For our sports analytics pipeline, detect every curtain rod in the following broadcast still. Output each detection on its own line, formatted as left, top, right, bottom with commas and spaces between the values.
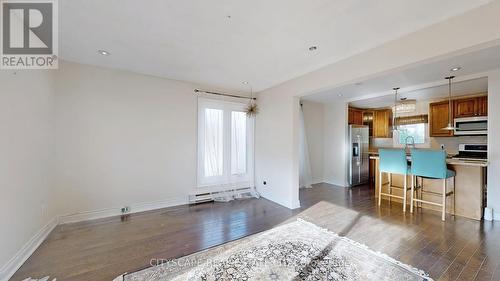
194, 89, 256, 100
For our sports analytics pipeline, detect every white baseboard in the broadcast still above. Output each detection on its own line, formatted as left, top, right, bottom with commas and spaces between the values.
311, 179, 324, 185
310, 180, 323, 185
483, 207, 500, 222
59, 196, 188, 224
0, 217, 58, 281
290, 199, 301, 209
1, 196, 188, 281
258, 192, 300, 210
323, 180, 348, 187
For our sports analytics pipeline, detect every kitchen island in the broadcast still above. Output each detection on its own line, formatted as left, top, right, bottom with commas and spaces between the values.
370, 154, 487, 220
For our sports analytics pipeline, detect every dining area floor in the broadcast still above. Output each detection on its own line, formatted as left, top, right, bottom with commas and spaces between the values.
300, 183, 500, 281
11, 183, 500, 281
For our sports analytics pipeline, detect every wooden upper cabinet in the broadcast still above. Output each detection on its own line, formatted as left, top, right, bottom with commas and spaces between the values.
430, 95, 487, 137
454, 98, 478, 118
478, 96, 488, 116
373, 109, 392, 138
348, 108, 363, 125
454, 95, 488, 118
430, 100, 454, 137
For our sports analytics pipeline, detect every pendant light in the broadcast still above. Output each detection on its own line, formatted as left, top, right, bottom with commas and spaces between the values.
392, 87, 400, 132
442, 76, 456, 131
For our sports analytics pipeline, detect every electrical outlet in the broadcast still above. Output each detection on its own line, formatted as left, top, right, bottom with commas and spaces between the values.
121, 206, 130, 214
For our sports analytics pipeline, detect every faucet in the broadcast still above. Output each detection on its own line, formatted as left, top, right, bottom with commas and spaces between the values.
405, 136, 415, 154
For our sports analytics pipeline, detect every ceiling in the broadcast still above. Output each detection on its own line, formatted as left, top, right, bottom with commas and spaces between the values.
303, 44, 500, 103
349, 77, 488, 109
59, 0, 491, 92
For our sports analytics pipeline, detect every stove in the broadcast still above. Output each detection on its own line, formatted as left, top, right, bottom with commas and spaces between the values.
452, 144, 487, 161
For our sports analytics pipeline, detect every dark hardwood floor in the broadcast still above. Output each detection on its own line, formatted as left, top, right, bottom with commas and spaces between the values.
11, 183, 500, 281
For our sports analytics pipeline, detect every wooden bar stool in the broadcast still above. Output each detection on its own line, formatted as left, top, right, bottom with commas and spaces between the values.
410, 149, 456, 221
378, 149, 411, 212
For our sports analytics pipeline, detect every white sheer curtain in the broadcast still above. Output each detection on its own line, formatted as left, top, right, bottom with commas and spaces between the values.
198, 98, 254, 189
204, 108, 223, 177
231, 111, 247, 175
299, 106, 313, 189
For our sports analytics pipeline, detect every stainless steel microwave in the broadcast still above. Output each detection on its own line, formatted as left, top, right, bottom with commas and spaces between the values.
454, 116, 487, 135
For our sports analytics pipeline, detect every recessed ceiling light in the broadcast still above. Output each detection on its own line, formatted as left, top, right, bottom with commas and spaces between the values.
242, 81, 249, 85
309, 46, 318, 51
450, 67, 462, 72
337, 93, 343, 97
98, 50, 110, 56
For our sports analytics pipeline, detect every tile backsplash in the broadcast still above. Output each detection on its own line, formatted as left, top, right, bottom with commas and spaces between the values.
429, 135, 487, 154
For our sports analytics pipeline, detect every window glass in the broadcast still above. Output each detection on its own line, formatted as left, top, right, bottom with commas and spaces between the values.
204, 108, 223, 177
198, 99, 254, 188
398, 123, 426, 144
231, 111, 247, 175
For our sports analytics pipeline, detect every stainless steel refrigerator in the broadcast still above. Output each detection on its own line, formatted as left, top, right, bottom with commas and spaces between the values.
349, 125, 369, 186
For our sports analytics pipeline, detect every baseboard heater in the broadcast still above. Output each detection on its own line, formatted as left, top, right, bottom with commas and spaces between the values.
189, 186, 259, 204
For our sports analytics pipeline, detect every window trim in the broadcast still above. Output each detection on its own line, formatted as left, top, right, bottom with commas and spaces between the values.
197, 98, 254, 190
397, 123, 426, 145
393, 123, 431, 148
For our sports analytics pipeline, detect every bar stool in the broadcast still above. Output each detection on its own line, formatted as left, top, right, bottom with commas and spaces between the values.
378, 149, 411, 212
410, 149, 456, 221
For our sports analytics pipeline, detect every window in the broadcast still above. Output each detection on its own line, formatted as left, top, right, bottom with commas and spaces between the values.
231, 111, 247, 175
197, 98, 254, 189
398, 123, 426, 144
203, 108, 223, 177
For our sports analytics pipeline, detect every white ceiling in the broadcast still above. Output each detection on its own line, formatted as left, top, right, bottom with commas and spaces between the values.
303, 44, 500, 103
349, 77, 488, 109
59, 0, 491, 92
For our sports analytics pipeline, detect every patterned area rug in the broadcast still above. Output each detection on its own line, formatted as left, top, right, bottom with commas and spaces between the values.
116, 219, 432, 281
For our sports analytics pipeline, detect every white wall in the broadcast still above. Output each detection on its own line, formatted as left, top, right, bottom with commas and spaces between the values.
301, 101, 324, 184
255, 0, 500, 209
53, 62, 200, 216
255, 92, 300, 209
487, 69, 500, 220
0, 70, 56, 275
323, 102, 349, 186
1, 61, 252, 278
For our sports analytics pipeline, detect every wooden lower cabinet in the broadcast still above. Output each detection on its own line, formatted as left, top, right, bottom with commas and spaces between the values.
369, 158, 375, 186
429, 100, 453, 137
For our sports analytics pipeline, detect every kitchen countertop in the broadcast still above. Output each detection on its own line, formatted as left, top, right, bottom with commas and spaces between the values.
369, 155, 488, 167
372, 153, 486, 220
